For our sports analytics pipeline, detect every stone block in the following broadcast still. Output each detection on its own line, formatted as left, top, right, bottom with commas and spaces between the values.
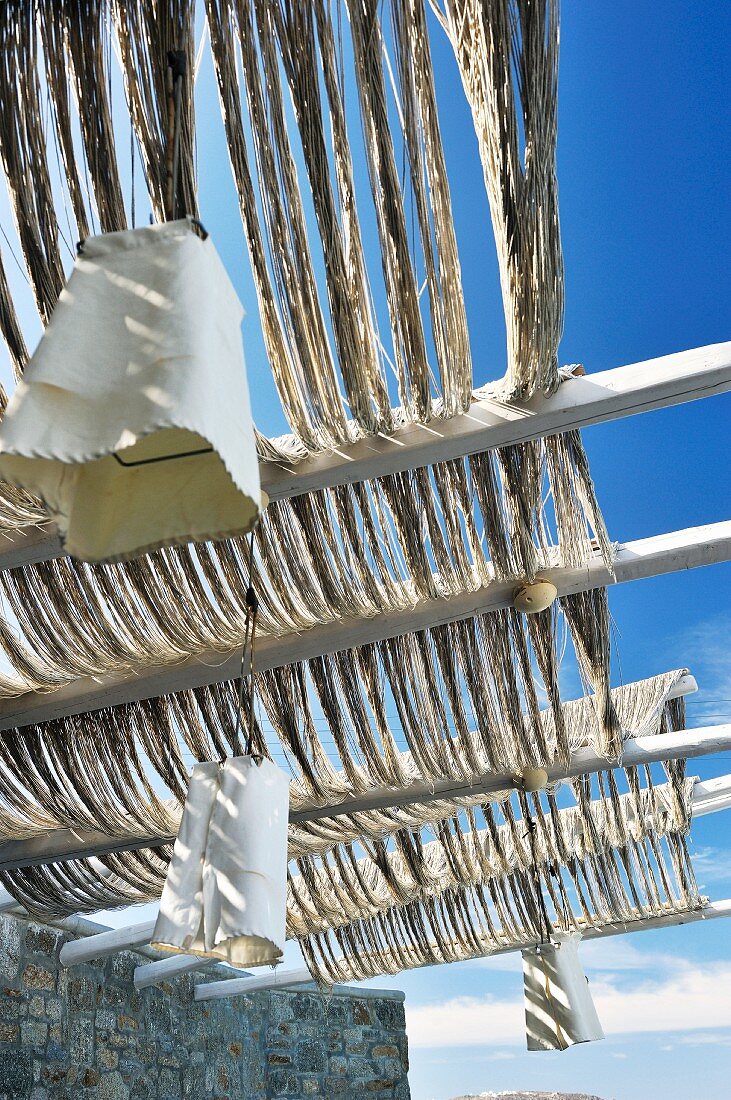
69, 1016, 93, 1062
25, 925, 59, 957
290, 993, 324, 1023
69, 973, 97, 1010
0, 1049, 33, 1096
97, 1070, 131, 1100
0, 993, 23, 1021
20, 1018, 48, 1050
0, 918, 21, 980
325, 999, 348, 1025
373, 999, 405, 1031
328, 1055, 347, 1075
130, 1080, 155, 1100
371, 1044, 400, 1058
296, 1038, 327, 1073
269, 993, 294, 1025
266, 1067, 298, 1096
323, 1077, 348, 1095
98, 1045, 119, 1070
21, 963, 55, 992
352, 1000, 371, 1025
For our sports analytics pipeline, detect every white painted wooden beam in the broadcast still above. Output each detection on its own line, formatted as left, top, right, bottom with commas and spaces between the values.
259, 342, 731, 497
0, 521, 728, 732
59, 918, 156, 966
194, 966, 314, 1000
690, 773, 731, 817
1, 342, 728, 572
292, 722, 727, 824
193, 898, 731, 999
56, 769, 731, 973
133, 953, 219, 990
1, 717, 726, 876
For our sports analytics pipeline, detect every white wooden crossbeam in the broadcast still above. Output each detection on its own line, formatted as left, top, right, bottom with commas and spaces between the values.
0, 717, 726, 874
59, 919, 157, 966
0, 341, 728, 573
193, 898, 731, 1000
48, 766, 731, 976
133, 953, 219, 990
0, 521, 728, 733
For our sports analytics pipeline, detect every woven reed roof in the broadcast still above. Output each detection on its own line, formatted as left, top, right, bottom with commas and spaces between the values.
0, 0, 712, 982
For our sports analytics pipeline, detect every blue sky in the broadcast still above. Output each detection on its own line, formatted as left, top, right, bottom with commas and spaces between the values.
0, 2, 729, 1098
399, 4, 731, 1098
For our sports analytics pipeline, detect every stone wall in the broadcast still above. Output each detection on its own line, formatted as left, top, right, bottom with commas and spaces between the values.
0, 914, 410, 1100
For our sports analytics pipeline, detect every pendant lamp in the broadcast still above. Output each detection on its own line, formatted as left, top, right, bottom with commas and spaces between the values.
0, 217, 261, 562
152, 755, 290, 969
522, 931, 604, 1051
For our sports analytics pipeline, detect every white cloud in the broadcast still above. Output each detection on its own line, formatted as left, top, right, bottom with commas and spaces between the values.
677, 615, 731, 721
406, 960, 731, 1049
688, 845, 731, 887
678, 1031, 731, 1047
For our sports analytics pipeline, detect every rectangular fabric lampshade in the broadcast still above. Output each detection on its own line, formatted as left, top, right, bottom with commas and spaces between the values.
522, 931, 604, 1051
0, 218, 261, 562
152, 756, 290, 969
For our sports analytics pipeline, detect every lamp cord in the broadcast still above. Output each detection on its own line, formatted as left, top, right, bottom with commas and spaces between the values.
519, 789, 553, 946
233, 529, 259, 759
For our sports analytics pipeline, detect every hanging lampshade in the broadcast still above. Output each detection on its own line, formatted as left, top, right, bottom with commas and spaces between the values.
152, 756, 290, 969
522, 931, 604, 1051
0, 218, 261, 562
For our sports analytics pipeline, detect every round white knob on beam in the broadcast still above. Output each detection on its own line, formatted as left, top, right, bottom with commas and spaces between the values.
513, 580, 558, 614
518, 766, 549, 793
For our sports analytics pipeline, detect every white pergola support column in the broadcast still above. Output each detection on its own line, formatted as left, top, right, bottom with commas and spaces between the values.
2, 719, 728, 874
1, 342, 728, 572
0, 521, 728, 733
193, 899, 731, 1001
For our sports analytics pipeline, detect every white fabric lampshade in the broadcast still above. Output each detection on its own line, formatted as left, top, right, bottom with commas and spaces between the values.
0, 218, 261, 563
522, 930, 604, 1051
152, 756, 290, 969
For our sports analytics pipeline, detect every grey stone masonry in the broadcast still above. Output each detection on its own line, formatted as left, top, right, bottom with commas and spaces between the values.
0, 913, 410, 1100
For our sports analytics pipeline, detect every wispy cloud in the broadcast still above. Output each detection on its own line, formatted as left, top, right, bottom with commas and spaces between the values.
678, 1031, 731, 1047
688, 844, 731, 888
676, 614, 731, 723
406, 960, 731, 1049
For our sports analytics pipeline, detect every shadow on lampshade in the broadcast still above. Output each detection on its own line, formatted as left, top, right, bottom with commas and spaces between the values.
151, 756, 290, 970
523, 930, 604, 1051
0, 218, 261, 563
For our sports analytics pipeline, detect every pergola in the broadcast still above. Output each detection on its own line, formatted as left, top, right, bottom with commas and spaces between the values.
0, 0, 728, 1010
